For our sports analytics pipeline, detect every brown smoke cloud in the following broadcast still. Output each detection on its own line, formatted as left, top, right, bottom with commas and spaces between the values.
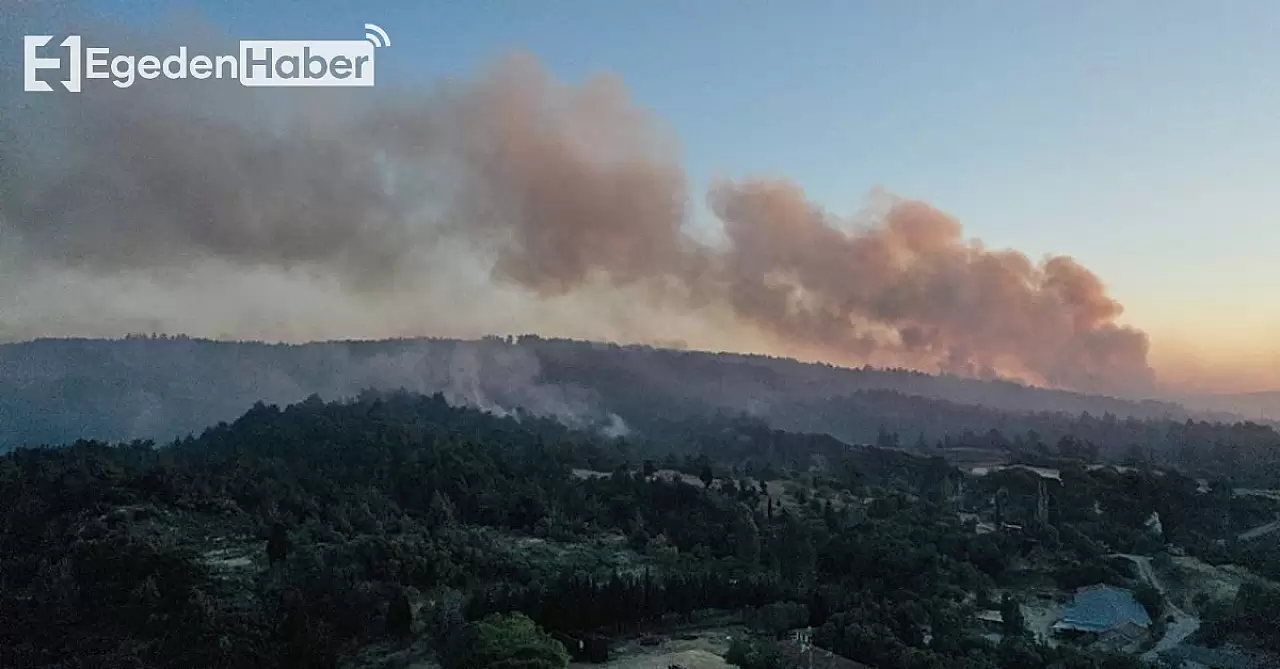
448, 56, 696, 294
705, 182, 1152, 390
0, 21, 1154, 394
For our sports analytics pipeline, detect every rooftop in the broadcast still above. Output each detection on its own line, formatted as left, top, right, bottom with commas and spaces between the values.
1052, 584, 1151, 634
975, 610, 1004, 624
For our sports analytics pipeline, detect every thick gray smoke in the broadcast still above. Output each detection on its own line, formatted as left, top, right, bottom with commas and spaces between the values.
0, 337, 630, 446
0, 17, 1154, 395
342, 340, 626, 433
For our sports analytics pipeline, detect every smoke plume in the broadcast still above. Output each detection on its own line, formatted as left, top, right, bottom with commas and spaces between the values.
0, 20, 1153, 395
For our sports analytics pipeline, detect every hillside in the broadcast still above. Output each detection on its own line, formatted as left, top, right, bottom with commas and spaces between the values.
4, 390, 1279, 669
0, 335, 1231, 451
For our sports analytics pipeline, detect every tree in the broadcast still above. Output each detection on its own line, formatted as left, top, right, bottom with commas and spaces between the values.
876, 426, 894, 449
732, 505, 761, 565
700, 462, 715, 490
427, 491, 458, 536
628, 520, 650, 551
1123, 444, 1149, 469
267, 523, 290, 566
726, 638, 753, 667
425, 587, 466, 643
647, 534, 679, 565
1000, 594, 1026, 637
453, 613, 569, 669
726, 637, 785, 669
747, 601, 809, 637
386, 587, 412, 638
840, 457, 865, 491
1133, 582, 1164, 621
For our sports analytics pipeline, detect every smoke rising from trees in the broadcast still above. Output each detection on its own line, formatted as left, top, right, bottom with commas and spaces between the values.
0, 22, 1153, 394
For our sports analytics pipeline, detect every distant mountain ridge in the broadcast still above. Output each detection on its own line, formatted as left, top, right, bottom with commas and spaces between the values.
1179, 390, 1280, 422
0, 335, 1256, 449
528, 337, 1206, 419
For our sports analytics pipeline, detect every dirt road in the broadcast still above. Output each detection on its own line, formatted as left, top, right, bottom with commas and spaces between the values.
1238, 516, 1280, 542
1115, 554, 1201, 661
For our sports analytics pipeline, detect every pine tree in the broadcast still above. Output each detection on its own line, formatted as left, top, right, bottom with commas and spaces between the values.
266, 523, 290, 566
427, 491, 458, 536
732, 505, 761, 565
386, 587, 413, 638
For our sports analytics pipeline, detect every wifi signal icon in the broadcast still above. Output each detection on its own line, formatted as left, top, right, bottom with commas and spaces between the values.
364, 23, 391, 48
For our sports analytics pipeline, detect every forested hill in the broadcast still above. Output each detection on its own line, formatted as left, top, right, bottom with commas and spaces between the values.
527, 336, 1201, 421
5, 390, 1277, 668
0, 335, 1241, 451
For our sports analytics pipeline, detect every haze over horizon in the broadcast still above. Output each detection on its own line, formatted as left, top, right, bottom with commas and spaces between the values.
2, 1, 1277, 397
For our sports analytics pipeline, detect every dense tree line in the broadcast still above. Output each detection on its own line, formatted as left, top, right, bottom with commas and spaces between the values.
1198, 582, 1280, 652
0, 390, 1257, 668
7, 337, 1278, 492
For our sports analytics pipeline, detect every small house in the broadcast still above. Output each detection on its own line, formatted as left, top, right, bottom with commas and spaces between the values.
1052, 584, 1151, 640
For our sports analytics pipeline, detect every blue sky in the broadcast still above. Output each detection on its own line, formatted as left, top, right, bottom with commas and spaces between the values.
60, 1, 1280, 388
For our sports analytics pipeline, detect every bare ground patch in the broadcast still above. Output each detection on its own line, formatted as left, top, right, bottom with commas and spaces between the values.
1153, 554, 1273, 614
572, 627, 742, 669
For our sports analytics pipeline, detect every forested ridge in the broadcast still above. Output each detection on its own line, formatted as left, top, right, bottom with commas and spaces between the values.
4, 390, 1280, 668
4, 335, 1271, 454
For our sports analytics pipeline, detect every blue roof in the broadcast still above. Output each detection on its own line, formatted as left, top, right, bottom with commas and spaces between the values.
1055, 585, 1151, 632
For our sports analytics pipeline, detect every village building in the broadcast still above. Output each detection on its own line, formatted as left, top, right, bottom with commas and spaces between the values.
1051, 584, 1151, 643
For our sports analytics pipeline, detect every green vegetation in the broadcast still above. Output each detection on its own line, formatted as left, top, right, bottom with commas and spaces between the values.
1132, 582, 1164, 621
0, 390, 1275, 668
5, 337, 1280, 491
1198, 582, 1280, 652
449, 613, 569, 669
725, 637, 785, 669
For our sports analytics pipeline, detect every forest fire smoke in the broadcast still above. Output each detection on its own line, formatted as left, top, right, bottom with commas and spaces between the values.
0, 45, 1153, 394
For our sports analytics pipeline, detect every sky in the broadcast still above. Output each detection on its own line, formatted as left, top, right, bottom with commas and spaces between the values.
14, 0, 1280, 393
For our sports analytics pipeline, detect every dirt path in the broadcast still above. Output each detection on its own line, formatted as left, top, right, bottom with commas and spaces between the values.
1238, 516, 1280, 542
1115, 554, 1201, 661
573, 628, 738, 669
